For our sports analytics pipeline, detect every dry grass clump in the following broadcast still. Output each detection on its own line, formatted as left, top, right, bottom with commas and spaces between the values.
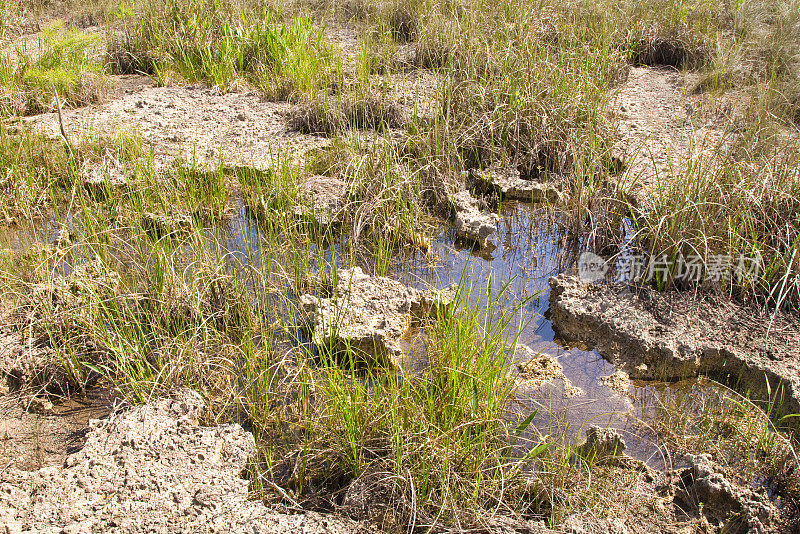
6, 0, 120, 31
0, 0, 27, 39
382, 0, 419, 43
106, 34, 158, 75
612, 0, 721, 69
290, 94, 405, 134
426, 11, 622, 223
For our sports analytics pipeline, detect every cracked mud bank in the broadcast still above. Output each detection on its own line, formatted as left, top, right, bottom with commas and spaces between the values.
549, 274, 800, 416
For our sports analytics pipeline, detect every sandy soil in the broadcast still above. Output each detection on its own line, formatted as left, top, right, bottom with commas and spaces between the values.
24, 84, 332, 171
610, 67, 733, 207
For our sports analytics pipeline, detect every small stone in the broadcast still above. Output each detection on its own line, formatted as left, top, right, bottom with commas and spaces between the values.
514, 344, 581, 396
600, 369, 631, 396
472, 166, 565, 203
27, 396, 54, 414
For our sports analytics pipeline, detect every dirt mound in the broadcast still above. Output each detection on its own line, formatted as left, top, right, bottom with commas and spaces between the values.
0, 389, 368, 533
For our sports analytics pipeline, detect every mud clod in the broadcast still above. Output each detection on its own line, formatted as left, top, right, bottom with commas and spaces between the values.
601, 369, 631, 397
24, 396, 53, 414
514, 344, 582, 396
80, 161, 128, 200
295, 175, 350, 227
449, 190, 499, 249
577, 425, 627, 461
300, 268, 450, 369
140, 211, 193, 237
675, 454, 776, 533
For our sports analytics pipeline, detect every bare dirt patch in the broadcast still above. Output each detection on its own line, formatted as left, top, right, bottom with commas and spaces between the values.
24, 84, 331, 170
0, 389, 114, 471
610, 66, 733, 207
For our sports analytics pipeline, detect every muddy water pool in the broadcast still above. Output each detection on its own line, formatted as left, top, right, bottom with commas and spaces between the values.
5, 200, 738, 470
214, 200, 738, 469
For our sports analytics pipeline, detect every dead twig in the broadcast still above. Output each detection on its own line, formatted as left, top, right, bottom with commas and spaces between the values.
52, 83, 74, 160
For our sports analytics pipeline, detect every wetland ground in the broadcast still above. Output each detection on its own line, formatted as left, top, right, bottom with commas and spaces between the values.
1, 0, 800, 532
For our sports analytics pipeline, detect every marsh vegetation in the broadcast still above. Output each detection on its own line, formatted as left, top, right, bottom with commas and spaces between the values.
1, 0, 800, 531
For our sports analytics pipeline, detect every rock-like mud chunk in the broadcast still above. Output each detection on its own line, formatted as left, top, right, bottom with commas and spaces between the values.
0, 389, 365, 533
514, 344, 582, 397
600, 369, 632, 397
80, 161, 128, 200
675, 454, 776, 533
472, 166, 564, 203
295, 175, 350, 226
576, 425, 626, 461
300, 267, 450, 368
548, 274, 800, 416
449, 190, 499, 249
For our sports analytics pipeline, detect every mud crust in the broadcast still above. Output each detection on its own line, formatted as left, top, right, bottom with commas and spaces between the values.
24, 85, 331, 171
548, 274, 800, 418
0, 389, 371, 533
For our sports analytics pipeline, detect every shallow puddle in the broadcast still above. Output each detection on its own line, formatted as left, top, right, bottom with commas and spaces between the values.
392, 203, 670, 465
2, 199, 739, 469
215, 199, 709, 466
